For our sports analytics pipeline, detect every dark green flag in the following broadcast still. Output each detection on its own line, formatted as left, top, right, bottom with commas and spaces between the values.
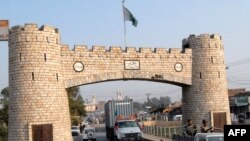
123, 6, 138, 27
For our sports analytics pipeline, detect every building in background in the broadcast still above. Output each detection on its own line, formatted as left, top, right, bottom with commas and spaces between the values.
85, 95, 96, 112
117, 91, 123, 100
0, 20, 9, 41
228, 88, 250, 118
96, 101, 105, 111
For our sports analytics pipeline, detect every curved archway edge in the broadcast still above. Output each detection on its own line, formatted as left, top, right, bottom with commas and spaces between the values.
64, 71, 192, 88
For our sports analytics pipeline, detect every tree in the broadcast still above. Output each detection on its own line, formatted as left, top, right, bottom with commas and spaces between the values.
133, 101, 144, 112
147, 96, 171, 110
66, 86, 86, 125
159, 96, 171, 107
0, 87, 9, 125
1, 87, 9, 98
0, 102, 8, 125
0, 87, 9, 141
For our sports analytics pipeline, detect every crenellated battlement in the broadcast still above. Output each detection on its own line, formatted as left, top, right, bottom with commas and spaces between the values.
10, 23, 59, 34
188, 33, 222, 40
182, 33, 223, 49
9, 24, 60, 45
61, 45, 192, 57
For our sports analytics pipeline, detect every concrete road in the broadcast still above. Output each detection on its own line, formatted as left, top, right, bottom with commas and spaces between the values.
73, 124, 169, 141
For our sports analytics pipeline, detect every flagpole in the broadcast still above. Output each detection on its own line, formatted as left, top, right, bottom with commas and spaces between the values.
122, 0, 127, 48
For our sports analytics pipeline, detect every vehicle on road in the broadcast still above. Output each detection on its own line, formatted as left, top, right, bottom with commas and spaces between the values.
82, 126, 96, 141
238, 113, 245, 123
71, 126, 80, 136
105, 99, 143, 141
114, 115, 143, 141
173, 115, 182, 121
194, 133, 223, 141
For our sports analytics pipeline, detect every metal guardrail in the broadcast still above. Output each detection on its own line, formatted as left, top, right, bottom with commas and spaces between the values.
143, 125, 182, 139
143, 125, 224, 141
172, 134, 194, 141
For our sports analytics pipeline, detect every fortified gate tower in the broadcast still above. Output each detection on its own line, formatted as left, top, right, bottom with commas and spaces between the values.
8, 23, 231, 141
9, 24, 71, 141
182, 34, 231, 129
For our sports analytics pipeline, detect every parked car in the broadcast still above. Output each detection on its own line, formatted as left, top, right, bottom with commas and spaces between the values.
71, 126, 80, 136
238, 113, 245, 123
173, 115, 182, 121
194, 133, 223, 141
82, 126, 96, 141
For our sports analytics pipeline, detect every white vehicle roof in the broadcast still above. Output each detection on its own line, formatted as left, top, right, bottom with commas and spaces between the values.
84, 126, 95, 130
117, 119, 135, 122
195, 133, 223, 137
174, 115, 182, 117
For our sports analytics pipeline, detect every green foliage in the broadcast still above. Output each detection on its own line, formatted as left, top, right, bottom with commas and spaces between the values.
68, 97, 86, 116
71, 116, 81, 126
0, 102, 8, 125
67, 87, 78, 97
1, 87, 9, 98
148, 96, 171, 109
0, 87, 9, 141
0, 123, 8, 141
66, 86, 86, 125
133, 101, 144, 112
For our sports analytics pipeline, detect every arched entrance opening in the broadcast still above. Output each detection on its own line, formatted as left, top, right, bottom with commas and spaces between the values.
76, 80, 182, 114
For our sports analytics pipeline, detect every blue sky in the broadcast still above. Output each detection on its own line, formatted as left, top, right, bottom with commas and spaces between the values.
1, 0, 250, 102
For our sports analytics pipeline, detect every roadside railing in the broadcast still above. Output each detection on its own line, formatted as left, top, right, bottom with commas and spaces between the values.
143, 125, 182, 139
172, 134, 194, 141
143, 120, 181, 127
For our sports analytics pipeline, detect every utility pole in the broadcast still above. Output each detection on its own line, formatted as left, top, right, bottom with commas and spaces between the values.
145, 93, 152, 113
117, 90, 123, 100
145, 93, 151, 105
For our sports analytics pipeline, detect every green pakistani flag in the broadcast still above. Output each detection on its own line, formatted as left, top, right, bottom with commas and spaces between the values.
123, 6, 138, 27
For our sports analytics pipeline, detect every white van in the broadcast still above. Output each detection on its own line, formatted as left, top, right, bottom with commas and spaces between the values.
173, 115, 182, 121
194, 133, 223, 141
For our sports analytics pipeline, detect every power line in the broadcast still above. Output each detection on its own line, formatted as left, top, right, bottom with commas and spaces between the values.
228, 79, 250, 85
227, 57, 250, 68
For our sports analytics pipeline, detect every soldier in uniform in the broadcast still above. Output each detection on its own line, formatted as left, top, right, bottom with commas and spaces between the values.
200, 119, 214, 133
185, 119, 196, 136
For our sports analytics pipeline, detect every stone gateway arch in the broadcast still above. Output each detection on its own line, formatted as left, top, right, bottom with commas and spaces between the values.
8, 23, 231, 141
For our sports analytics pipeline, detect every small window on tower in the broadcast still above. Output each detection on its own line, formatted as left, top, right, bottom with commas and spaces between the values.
44, 53, 47, 62
32, 72, 34, 81
20, 53, 22, 62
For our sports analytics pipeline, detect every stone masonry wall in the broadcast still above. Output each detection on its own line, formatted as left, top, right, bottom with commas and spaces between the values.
9, 24, 72, 141
182, 34, 231, 128
61, 46, 192, 88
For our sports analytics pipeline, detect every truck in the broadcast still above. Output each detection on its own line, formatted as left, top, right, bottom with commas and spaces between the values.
104, 99, 143, 141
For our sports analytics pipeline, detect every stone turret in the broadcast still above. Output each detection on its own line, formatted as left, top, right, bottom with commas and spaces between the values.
182, 34, 231, 128
8, 24, 72, 141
